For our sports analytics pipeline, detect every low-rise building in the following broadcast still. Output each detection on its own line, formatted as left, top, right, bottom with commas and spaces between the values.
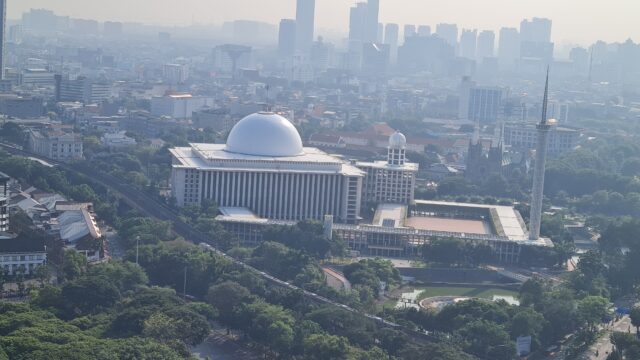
28, 128, 84, 161
0, 234, 47, 275
101, 131, 136, 148
151, 94, 215, 119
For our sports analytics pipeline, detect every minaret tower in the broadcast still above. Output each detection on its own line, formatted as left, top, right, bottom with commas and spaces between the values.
529, 68, 553, 241
388, 131, 407, 166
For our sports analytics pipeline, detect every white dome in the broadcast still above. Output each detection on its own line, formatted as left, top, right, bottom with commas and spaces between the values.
225, 112, 304, 157
389, 131, 407, 149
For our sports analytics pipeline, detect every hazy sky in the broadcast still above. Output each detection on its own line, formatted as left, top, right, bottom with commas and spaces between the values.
9, 0, 640, 45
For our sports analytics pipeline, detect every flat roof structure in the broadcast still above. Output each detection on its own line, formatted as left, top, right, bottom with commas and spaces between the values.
170, 143, 364, 177
413, 200, 530, 242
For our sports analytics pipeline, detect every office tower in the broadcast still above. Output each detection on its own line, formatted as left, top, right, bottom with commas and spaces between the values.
417, 25, 431, 37
520, 18, 553, 63
476, 30, 495, 60
403, 24, 416, 41
361, 43, 389, 77
278, 19, 297, 58
498, 27, 520, 70
366, 0, 380, 43
459, 29, 477, 59
529, 70, 553, 241
377, 23, 384, 43
435, 23, 458, 47
384, 23, 399, 64
295, 0, 315, 53
459, 77, 504, 124
0, 0, 5, 80
349, 3, 367, 42
520, 18, 552, 43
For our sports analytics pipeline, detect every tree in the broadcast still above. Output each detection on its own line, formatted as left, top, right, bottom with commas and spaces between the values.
207, 281, 252, 329
34, 265, 50, 287
458, 320, 516, 360
631, 306, 640, 334
577, 296, 609, 334
61, 276, 121, 316
303, 333, 351, 360
61, 250, 87, 282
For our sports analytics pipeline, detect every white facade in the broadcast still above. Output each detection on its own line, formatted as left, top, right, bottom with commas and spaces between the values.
170, 112, 365, 223
357, 132, 418, 205
28, 129, 83, 160
151, 94, 215, 119
101, 131, 136, 148
0, 251, 46, 275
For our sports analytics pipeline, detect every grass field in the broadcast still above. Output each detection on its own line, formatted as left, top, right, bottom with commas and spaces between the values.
416, 286, 518, 301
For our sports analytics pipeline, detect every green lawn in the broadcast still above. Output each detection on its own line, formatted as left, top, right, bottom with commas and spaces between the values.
417, 286, 518, 301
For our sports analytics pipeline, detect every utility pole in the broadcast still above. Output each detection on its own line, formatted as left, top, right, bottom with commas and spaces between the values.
135, 236, 140, 265
183, 266, 187, 300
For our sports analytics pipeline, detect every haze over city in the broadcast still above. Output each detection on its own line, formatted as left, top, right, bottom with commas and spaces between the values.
9, 0, 640, 44
1, 0, 640, 359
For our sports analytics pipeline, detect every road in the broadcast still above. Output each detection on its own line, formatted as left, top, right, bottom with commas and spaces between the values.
579, 316, 636, 360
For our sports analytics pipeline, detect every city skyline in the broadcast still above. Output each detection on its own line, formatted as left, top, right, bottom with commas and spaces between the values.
8, 0, 640, 45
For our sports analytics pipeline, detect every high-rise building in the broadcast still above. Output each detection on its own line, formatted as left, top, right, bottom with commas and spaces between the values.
403, 24, 416, 41
458, 77, 504, 124
361, 42, 389, 77
520, 18, 554, 63
459, 29, 477, 59
520, 18, 552, 43
498, 27, 520, 70
417, 25, 431, 37
295, 0, 315, 53
476, 30, 495, 60
278, 19, 297, 58
377, 23, 384, 44
435, 23, 458, 47
384, 23, 399, 64
349, 2, 368, 43
366, 0, 380, 43
55, 76, 112, 104
0, 0, 5, 80
529, 70, 553, 241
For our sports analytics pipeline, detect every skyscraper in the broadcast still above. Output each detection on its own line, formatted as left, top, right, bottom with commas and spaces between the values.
459, 29, 477, 59
278, 19, 297, 58
520, 18, 553, 63
349, 2, 368, 43
529, 69, 553, 241
498, 27, 520, 70
295, 0, 315, 53
384, 23, 399, 64
476, 30, 495, 60
366, 0, 380, 43
435, 23, 458, 47
520, 18, 552, 43
0, 0, 5, 80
